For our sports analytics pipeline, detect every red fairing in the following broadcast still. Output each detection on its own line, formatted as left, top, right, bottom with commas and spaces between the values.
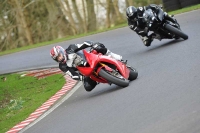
77, 49, 130, 83
96, 55, 130, 79
77, 50, 99, 76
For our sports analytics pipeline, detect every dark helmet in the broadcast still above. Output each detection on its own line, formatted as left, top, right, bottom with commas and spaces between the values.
50, 46, 67, 63
126, 6, 137, 20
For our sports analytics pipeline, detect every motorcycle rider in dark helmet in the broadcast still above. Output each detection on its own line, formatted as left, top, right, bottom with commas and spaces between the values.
50, 41, 123, 92
126, 4, 179, 47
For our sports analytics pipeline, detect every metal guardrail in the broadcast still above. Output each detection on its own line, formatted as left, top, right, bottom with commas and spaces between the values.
162, 0, 200, 11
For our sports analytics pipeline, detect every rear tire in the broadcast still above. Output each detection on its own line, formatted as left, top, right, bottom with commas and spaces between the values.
164, 24, 188, 40
99, 69, 129, 87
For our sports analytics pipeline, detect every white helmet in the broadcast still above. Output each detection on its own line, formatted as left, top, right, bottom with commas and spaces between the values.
50, 46, 67, 63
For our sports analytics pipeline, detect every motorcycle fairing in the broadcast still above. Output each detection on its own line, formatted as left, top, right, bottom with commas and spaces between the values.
77, 50, 130, 79
157, 8, 164, 22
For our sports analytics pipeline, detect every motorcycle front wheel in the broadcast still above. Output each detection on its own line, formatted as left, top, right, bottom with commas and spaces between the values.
128, 68, 138, 81
164, 24, 188, 40
99, 69, 129, 87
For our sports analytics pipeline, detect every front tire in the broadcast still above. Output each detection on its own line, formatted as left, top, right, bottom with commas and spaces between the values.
99, 69, 129, 87
164, 24, 188, 40
128, 68, 138, 81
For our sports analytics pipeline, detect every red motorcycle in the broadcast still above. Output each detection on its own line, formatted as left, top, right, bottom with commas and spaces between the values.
76, 48, 138, 87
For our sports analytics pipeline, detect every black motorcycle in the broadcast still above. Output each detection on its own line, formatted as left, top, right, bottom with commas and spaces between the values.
142, 7, 188, 40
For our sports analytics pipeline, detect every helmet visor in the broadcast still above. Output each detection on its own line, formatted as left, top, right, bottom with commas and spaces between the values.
56, 48, 65, 63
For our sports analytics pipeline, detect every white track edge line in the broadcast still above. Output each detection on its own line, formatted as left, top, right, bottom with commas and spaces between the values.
18, 82, 82, 133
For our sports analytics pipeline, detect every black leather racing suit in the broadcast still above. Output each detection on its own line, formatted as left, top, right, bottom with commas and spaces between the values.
127, 4, 177, 46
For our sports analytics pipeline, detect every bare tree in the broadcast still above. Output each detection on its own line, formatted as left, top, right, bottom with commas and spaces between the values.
106, 0, 112, 28
43, 1, 58, 40
0, 1, 13, 50
113, 0, 124, 24
71, 0, 86, 33
81, 0, 88, 33
58, 0, 78, 35
13, 0, 33, 45
42, 1, 70, 40
85, 0, 97, 32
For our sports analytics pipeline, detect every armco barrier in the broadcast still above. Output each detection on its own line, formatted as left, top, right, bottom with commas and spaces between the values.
180, 0, 200, 8
162, 0, 181, 11
162, 0, 200, 11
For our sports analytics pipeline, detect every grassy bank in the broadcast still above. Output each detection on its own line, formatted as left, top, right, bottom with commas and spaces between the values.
0, 4, 200, 56
0, 73, 65, 133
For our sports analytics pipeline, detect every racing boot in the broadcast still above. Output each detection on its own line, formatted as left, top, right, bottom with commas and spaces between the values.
140, 33, 156, 47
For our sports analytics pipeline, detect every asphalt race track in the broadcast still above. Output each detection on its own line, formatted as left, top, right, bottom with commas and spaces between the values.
1, 10, 200, 133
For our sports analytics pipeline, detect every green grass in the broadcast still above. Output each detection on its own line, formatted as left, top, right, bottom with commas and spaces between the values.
0, 4, 198, 56
0, 73, 65, 133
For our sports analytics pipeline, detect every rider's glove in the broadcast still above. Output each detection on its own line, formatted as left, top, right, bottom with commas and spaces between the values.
92, 43, 99, 49
83, 41, 94, 47
92, 42, 106, 49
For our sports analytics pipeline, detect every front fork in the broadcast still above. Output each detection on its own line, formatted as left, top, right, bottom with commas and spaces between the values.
95, 62, 113, 76
92, 62, 113, 84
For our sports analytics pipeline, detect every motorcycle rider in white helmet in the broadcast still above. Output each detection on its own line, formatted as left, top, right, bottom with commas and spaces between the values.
50, 41, 123, 92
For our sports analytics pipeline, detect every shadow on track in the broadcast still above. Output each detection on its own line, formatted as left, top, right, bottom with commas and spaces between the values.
147, 39, 185, 52
129, 39, 186, 58
87, 85, 125, 98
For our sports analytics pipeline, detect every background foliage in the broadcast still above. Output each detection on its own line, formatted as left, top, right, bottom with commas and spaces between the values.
0, 0, 162, 51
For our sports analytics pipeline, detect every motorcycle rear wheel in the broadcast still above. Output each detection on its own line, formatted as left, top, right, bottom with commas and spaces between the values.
164, 24, 188, 40
99, 69, 129, 87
